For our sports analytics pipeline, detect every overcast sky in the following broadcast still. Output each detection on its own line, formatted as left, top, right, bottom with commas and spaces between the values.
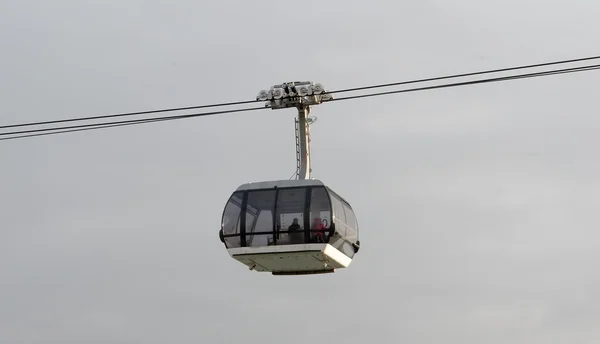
1, 0, 600, 343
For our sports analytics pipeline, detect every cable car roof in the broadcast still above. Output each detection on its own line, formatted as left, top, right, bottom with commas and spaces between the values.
234, 179, 325, 191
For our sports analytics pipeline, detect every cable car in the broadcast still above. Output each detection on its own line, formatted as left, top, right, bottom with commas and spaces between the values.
218, 81, 361, 275
219, 179, 360, 275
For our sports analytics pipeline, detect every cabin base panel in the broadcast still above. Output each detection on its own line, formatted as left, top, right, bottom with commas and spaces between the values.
227, 244, 351, 275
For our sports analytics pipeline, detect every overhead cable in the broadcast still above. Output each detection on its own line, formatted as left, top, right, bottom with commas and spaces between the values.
2, 54, 599, 131
326, 54, 600, 95
2, 58, 600, 142
0, 99, 260, 130
0, 106, 267, 141
330, 63, 600, 102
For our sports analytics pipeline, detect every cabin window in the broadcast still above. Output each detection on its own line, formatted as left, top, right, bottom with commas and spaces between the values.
245, 189, 276, 247
222, 192, 243, 248
309, 187, 331, 241
275, 187, 306, 244
222, 185, 354, 249
343, 203, 358, 242
331, 194, 347, 237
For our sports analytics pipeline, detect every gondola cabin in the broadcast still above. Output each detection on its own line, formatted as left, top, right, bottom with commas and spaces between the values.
219, 179, 360, 275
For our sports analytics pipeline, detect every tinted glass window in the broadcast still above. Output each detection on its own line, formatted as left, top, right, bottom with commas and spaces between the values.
222, 192, 243, 248
246, 190, 276, 231
331, 194, 347, 238
310, 187, 331, 242
221, 187, 352, 248
222, 192, 242, 235
276, 188, 306, 245
343, 203, 358, 242
246, 189, 276, 247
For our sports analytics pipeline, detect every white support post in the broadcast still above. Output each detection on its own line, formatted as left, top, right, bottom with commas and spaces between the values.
296, 106, 311, 180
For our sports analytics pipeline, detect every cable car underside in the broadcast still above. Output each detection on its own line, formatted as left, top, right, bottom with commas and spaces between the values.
229, 243, 352, 275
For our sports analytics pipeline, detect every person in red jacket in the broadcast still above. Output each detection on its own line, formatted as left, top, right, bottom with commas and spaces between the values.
312, 217, 325, 243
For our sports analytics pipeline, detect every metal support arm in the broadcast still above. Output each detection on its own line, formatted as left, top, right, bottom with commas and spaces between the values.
256, 81, 333, 181
296, 106, 311, 180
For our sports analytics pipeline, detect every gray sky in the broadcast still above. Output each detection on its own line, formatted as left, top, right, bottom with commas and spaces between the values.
1, 0, 600, 343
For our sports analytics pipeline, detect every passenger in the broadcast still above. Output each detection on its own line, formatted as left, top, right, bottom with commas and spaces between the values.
288, 218, 300, 232
287, 218, 303, 244
312, 217, 325, 243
